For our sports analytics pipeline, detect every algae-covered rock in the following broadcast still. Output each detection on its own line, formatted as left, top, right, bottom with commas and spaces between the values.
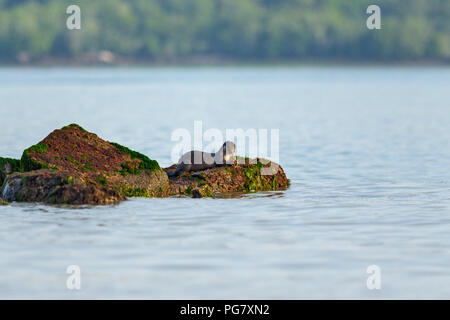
2, 170, 124, 205
192, 184, 214, 198
165, 157, 289, 198
0, 196, 8, 205
0, 124, 168, 205
0, 124, 289, 204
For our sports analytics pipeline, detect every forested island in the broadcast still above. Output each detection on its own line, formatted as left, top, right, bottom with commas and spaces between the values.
0, 0, 448, 64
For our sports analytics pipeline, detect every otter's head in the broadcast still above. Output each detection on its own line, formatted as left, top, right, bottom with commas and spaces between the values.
222, 141, 236, 164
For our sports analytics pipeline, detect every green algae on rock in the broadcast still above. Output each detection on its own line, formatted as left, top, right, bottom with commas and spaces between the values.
165, 157, 289, 198
62, 123, 87, 132
0, 195, 8, 205
21, 143, 51, 171
110, 142, 161, 172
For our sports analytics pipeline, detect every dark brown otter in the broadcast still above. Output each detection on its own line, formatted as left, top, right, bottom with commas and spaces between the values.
168, 141, 236, 178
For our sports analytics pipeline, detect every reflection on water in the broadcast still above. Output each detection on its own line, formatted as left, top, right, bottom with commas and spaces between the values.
0, 67, 450, 299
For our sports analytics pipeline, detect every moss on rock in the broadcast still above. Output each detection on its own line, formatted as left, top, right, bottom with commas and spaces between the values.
166, 158, 289, 198
192, 184, 214, 198
62, 123, 86, 132
110, 142, 161, 172
243, 165, 261, 192
0, 196, 8, 205
21, 143, 50, 172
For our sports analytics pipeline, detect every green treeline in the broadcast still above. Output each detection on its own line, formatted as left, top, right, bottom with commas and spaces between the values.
0, 0, 449, 63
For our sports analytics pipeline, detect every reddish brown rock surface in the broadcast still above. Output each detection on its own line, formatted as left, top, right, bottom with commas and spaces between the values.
165, 158, 289, 198
1, 124, 168, 205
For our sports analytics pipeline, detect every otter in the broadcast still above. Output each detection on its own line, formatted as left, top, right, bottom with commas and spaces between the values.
168, 141, 236, 178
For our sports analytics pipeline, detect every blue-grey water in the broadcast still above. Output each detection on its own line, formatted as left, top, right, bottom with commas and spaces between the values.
0, 66, 449, 299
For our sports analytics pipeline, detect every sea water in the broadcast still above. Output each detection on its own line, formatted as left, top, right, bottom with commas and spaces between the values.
0, 66, 449, 299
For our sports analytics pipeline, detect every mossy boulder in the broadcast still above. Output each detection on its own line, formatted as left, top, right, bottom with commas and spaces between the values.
2, 170, 124, 205
18, 124, 161, 177
165, 157, 289, 198
1, 124, 168, 205
0, 124, 290, 204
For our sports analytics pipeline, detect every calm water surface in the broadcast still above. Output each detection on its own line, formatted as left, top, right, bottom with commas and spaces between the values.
0, 67, 449, 299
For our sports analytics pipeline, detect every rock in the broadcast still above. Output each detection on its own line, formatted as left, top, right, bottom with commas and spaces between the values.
165, 157, 289, 198
192, 184, 214, 198
2, 170, 124, 205
0, 124, 290, 204
0, 124, 168, 205
113, 169, 170, 198
0, 195, 8, 205
0, 169, 4, 188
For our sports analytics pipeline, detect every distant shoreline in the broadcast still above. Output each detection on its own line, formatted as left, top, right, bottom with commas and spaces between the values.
1, 55, 449, 68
